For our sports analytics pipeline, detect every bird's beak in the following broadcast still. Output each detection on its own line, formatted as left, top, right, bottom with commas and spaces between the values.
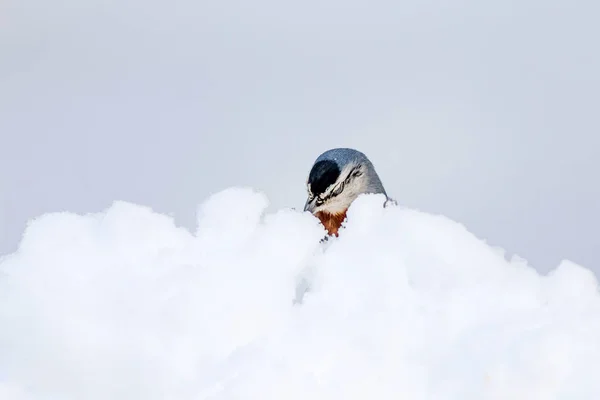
304, 198, 315, 213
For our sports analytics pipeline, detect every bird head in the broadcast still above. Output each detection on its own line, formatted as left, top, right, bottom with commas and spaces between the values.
304, 148, 388, 236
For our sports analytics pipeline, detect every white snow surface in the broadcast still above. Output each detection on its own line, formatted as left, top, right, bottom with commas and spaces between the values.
1, 187, 600, 399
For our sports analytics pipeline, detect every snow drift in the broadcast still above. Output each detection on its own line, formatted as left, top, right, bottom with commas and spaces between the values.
1, 187, 599, 399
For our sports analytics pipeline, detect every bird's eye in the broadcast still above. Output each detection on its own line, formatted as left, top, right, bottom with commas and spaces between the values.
332, 182, 344, 197
315, 197, 324, 206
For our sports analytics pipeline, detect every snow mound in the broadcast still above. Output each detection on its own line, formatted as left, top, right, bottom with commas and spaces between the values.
1, 187, 599, 399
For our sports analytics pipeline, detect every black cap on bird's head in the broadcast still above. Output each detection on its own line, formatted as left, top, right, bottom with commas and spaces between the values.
304, 148, 389, 235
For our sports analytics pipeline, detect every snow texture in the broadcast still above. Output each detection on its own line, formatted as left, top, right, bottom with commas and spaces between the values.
1, 187, 599, 399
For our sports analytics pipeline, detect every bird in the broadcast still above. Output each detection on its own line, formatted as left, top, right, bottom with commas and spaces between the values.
303, 147, 394, 237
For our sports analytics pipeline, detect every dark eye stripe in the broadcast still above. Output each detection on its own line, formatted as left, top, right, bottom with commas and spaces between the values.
332, 181, 344, 197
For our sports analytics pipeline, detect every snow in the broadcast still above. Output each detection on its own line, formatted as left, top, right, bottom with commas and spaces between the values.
1, 187, 599, 399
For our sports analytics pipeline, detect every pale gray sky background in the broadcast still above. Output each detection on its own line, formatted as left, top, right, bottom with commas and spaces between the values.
1, 0, 598, 273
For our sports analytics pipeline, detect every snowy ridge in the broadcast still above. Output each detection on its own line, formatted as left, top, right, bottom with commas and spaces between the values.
1, 187, 599, 399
